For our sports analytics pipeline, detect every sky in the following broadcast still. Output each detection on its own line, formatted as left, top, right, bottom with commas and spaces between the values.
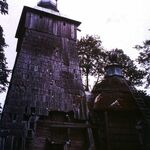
0, 0, 150, 106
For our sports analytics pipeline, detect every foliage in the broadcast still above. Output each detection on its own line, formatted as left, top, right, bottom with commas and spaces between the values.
76, 35, 105, 91
77, 35, 145, 90
0, 26, 10, 92
106, 49, 146, 86
137, 90, 150, 108
0, 0, 8, 14
135, 40, 150, 88
0, 0, 9, 93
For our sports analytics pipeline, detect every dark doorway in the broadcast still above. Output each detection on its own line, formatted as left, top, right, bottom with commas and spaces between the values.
49, 144, 64, 150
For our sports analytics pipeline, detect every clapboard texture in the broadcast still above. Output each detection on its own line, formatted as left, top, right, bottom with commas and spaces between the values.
2, 10, 84, 118
0, 6, 91, 150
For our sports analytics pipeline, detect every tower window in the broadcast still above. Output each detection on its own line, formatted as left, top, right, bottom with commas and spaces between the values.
63, 22, 66, 26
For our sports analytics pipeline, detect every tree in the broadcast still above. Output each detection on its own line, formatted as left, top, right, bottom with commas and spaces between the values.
76, 35, 105, 91
136, 90, 150, 108
135, 40, 150, 88
0, 0, 9, 93
77, 35, 145, 91
0, 26, 9, 92
0, 0, 8, 14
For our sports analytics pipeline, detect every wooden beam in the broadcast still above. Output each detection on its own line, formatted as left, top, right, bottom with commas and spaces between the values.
105, 111, 110, 150
37, 120, 97, 128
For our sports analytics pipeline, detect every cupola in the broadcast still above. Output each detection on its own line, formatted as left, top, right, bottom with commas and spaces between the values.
37, 0, 59, 12
105, 50, 123, 77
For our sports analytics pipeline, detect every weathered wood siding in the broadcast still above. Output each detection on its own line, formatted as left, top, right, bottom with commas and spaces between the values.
25, 12, 77, 40
108, 112, 140, 150
2, 11, 84, 121
0, 7, 89, 150
31, 113, 88, 150
94, 111, 142, 150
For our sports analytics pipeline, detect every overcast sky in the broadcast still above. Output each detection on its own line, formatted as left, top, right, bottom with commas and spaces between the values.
0, 0, 150, 106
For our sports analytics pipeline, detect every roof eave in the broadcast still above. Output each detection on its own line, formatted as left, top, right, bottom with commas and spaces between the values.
15, 6, 81, 38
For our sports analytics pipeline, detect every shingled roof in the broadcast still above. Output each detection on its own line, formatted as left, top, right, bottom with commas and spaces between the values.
92, 76, 138, 111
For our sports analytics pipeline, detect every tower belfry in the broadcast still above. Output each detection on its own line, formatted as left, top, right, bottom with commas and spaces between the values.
0, 2, 95, 150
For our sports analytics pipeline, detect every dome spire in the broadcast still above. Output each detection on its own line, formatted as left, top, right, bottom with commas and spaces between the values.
37, 0, 59, 12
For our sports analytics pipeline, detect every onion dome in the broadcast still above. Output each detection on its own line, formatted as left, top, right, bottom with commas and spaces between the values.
37, 0, 59, 12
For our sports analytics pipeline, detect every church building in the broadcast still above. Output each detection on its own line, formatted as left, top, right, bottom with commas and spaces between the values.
90, 52, 150, 150
0, 1, 150, 150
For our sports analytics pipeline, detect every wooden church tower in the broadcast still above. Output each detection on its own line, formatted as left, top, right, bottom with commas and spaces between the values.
0, 1, 95, 150
1, 1, 150, 150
